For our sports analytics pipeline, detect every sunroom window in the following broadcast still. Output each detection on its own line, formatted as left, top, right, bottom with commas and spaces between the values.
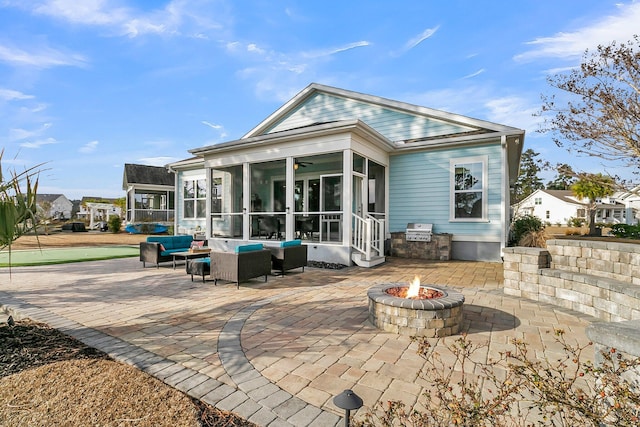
183, 179, 206, 219
451, 156, 487, 220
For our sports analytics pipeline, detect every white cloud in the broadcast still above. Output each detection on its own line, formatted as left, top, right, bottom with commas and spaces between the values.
461, 69, 485, 79
9, 123, 52, 141
202, 120, 227, 139
301, 41, 370, 59
515, 2, 640, 62
33, 0, 130, 26
79, 140, 99, 153
484, 96, 541, 134
20, 137, 58, 148
201, 120, 221, 130
404, 87, 542, 134
233, 39, 370, 102
137, 156, 177, 166
16, 0, 227, 38
0, 43, 88, 68
247, 43, 266, 55
404, 26, 440, 51
0, 88, 34, 100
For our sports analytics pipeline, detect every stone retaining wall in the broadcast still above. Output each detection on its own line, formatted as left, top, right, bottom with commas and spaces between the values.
504, 240, 640, 322
389, 232, 452, 261
503, 239, 640, 359
546, 239, 640, 285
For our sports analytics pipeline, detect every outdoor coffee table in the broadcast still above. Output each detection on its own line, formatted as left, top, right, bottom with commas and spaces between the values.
171, 251, 210, 269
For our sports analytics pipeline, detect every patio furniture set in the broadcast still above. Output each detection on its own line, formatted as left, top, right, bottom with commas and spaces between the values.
139, 235, 308, 288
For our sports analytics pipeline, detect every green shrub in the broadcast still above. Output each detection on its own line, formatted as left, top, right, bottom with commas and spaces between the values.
108, 216, 122, 233
509, 215, 544, 246
568, 217, 586, 227
610, 223, 640, 239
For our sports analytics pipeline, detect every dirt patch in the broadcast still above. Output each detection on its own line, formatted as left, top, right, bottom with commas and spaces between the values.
0, 319, 256, 427
9, 232, 151, 250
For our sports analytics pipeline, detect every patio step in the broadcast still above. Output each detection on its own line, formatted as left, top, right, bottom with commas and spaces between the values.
351, 252, 386, 268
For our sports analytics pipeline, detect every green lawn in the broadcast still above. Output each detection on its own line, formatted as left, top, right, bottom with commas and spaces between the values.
0, 246, 139, 267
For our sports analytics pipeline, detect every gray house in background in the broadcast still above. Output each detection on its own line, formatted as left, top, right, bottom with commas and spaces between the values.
122, 163, 175, 225
35, 194, 73, 220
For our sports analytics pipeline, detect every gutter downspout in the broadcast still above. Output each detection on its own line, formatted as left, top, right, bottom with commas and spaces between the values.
501, 135, 508, 257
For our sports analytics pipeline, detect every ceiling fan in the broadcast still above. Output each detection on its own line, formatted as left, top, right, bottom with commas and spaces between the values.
294, 160, 313, 170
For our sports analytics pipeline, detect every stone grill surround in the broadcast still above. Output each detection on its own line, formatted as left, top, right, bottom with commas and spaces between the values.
389, 232, 452, 261
367, 283, 465, 337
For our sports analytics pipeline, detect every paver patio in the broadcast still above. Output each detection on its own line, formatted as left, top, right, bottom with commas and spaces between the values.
0, 257, 596, 426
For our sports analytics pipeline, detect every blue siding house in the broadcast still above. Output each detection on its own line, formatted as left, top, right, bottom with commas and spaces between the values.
168, 83, 524, 265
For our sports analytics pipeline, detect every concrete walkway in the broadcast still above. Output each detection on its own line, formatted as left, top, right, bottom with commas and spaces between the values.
0, 257, 597, 426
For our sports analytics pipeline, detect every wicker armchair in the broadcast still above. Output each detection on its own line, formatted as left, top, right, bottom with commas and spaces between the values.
211, 248, 271, 288
268, 243, 308, 275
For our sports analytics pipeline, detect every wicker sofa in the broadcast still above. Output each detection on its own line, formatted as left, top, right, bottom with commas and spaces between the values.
211, 244, 271, 288
268, 240, 308, 275
139, 235, 193, 268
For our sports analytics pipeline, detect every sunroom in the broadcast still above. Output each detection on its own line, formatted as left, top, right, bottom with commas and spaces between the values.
189, 120, 391, 267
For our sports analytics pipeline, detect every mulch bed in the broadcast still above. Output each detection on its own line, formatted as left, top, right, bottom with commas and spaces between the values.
0, 318, 256, 427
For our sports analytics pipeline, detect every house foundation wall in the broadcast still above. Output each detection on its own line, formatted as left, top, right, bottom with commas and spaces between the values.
389, 232, 452, 261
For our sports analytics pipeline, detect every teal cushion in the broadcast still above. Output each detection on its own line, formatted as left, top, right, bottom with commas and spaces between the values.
147, 236, 174, 249
280, 239, 302, 248
147, 235, 193, 250
174, 235, 193, 248
235, 243, 264, 253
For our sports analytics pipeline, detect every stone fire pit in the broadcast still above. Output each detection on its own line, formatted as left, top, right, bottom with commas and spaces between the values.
367, 283, 464, 337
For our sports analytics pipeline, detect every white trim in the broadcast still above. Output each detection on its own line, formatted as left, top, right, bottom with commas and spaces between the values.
501, 135, 508, 251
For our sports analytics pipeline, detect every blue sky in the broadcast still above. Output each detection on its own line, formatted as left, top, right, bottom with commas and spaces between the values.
1, 0, 639, 200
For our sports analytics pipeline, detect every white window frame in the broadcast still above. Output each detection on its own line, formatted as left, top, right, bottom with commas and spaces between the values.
450, 155, 488, 222
183, 178, 207, 219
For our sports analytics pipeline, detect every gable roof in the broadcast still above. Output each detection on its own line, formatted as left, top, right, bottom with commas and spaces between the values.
244, 83, 524, 147
543, 190, 585, 205
36, 194, 68, 203
187, 83, 525, 183
520, 189, 587, 207
123, 163, 174, 188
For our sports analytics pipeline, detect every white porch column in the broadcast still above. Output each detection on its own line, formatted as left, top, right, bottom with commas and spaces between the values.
343, 150, 353, 246
89, 207, 95, 230
243, 162, 250, 241
286, 157, 295, 240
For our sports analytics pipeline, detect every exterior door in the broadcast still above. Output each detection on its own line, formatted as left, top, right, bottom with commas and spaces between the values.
352, 174, 364, 217
320, 174, 342, 242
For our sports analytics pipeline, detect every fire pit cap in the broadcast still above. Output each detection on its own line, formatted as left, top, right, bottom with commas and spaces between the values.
367, 283, 464, 310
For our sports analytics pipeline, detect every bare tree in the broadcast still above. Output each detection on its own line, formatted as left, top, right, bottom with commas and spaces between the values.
538, 35, 640, 170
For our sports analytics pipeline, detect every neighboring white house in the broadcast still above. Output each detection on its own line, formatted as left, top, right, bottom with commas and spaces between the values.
514, 189, 638, 226
35, 194, 73, 220
166, 83, 525, 264
597, 190, 640, 225
76, 197, 123, 229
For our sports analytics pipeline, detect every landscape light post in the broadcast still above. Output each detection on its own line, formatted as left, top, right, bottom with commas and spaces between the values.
333, 389, 363, 427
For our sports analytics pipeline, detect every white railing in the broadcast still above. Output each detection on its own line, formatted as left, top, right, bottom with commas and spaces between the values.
352, 213, 385, 260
